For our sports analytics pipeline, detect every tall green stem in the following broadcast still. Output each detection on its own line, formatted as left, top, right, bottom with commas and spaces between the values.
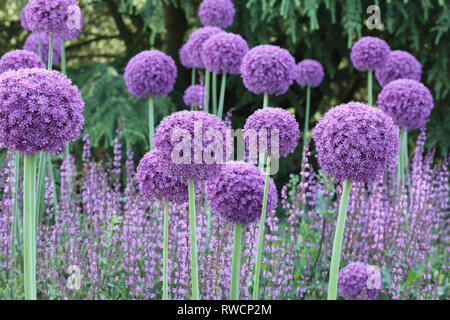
47, 155, 59, 215
217, 73, 227, 119
47, 33, 53, 70
397, 129, 407, 187
327, 178, 352, 300
230, 223, 243, 300
163, 199, 169, 300
148, 94, 155, 150
263, 93, 269, 109
252, 155, 271, 300
23, 154, 37, 300
212, 72, 218, 116
302, 85, 311, 159
191, 68, 196, 110
61, 42, 66, 75
204, 70, 210, 113
368, 70, 373, 106
188, 179, 199, 299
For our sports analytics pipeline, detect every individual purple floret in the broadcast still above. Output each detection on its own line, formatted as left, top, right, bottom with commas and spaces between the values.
179, 43, 194, 69
153, 110, 227, 182
295, 59, 324, 88
23, 0, 83, 41
350, 36, 390, 71
23, 33, 62, 65
0, 50, 45, 73
206, 161, 278, 225
124, 50, 177, 98
244, 107, 300, 158
0, 68, 84, 155
183, 85, 205, 109
338, 262, 382, 300
185, 27, 224, 69
201, 32, 248, 74
137, 149, 189, 204
198, 0, 235, 29
377, 79, 434, 131
375, 50, 422, 87
312, 102, 399, 184
240, 45, 297, 96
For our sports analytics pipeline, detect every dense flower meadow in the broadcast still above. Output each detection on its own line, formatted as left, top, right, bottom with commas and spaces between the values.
0, 0, 448, 301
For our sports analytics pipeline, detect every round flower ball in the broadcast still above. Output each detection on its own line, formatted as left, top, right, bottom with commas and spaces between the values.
137, 149, 189, 204
295, 59, 324, 88
124, 50, 177, 98
377, 79, 433, 131
0, 68, 84, 155
312, 102, 399, 184
375, 50, 422, 87
23, 33, 62, 65
183, 85, 205, 109
350, 36, 390, 71
61, 4, 84, 40
244, 107, 300, 158
0, 50, 45, 74
198, 0, 235, 29
338, 262, 381, 299
240, 45, 297, 96
153, 110, 227, 182
201, 32, 248, 74
206, 161, 278, 225
185, 27, 224, 69
179, 43, 194, 69
21, 5, 30, 30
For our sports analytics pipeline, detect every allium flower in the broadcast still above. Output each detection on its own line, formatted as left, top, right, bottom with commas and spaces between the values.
198, 0, 235, 28
153, 111, 227, 182
184, 27, 224, 69
23, 33, 62, 65
350, 37, 390, 71
206, 161, 277, 225
375, 50, 422, 87
312, 102, 399, 184
295, 59, 324, 88
0, 68, 84, 155
377, 79, 433, 131
201, 32, 248, 74
240, 45, 297, 96
21, 5, 30, 30
23, 0, 83, 41
338, 262, 382, 299
244, 107, 300, 158
124, 50, 177, 98
0, 50, 45, 73
137, 149, 189, 204
183, 85, 205, 109
179, 43, 194, 69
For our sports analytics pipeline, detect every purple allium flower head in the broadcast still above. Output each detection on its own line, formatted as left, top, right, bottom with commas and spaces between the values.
240, 45, 297, 96
201, 32, 248, 74
23, 0, 83, 41
244, 107, 300, 158
377, 79, 433, 131
124, 50, 177, 98
206, 161, 278, 225
312, 102, 399, 184
153, 111, 227, 182
295, 59, 324, 88
0, 68, 84, 155
137, 149, 189, 204
350, 36, 390, 71
198, 0, 235, 28
0, 50, 45, 73
375, 50, 422, 87
338, 262, 382, 299
179, 43, 194, 69
185, 27, 224, 69
21, 5, 30, 30
183, 85, 205, 109
23, 33, 62, 65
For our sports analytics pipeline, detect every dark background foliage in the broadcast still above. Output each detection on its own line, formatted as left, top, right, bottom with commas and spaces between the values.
1, 0, 449, 186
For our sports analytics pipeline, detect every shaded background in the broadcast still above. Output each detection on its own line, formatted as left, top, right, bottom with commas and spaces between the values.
0, 0, 449, 187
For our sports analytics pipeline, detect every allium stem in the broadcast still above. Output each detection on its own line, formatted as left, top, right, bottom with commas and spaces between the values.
61, 42, 66, 75
263, 93, 269, 109
148, 94, 155, 150
191, 68, 196, 110
37, 35, 42, 61
217, 73, 227, 119
368, 70, 373, 106
47, 33, 53, 70
23, 153, 37, 300
35, 152, 46, 237
163, 199, 169, 300
212, 72, 218, 116
301, 85, 311, 165
47, 154, 59, 215
204, 70, 210, 113
231, 223, 243, 300
252, 155, 271, 300
327, 178, 352, 300
397, 129, 407, 187
188, 179, 199, 299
